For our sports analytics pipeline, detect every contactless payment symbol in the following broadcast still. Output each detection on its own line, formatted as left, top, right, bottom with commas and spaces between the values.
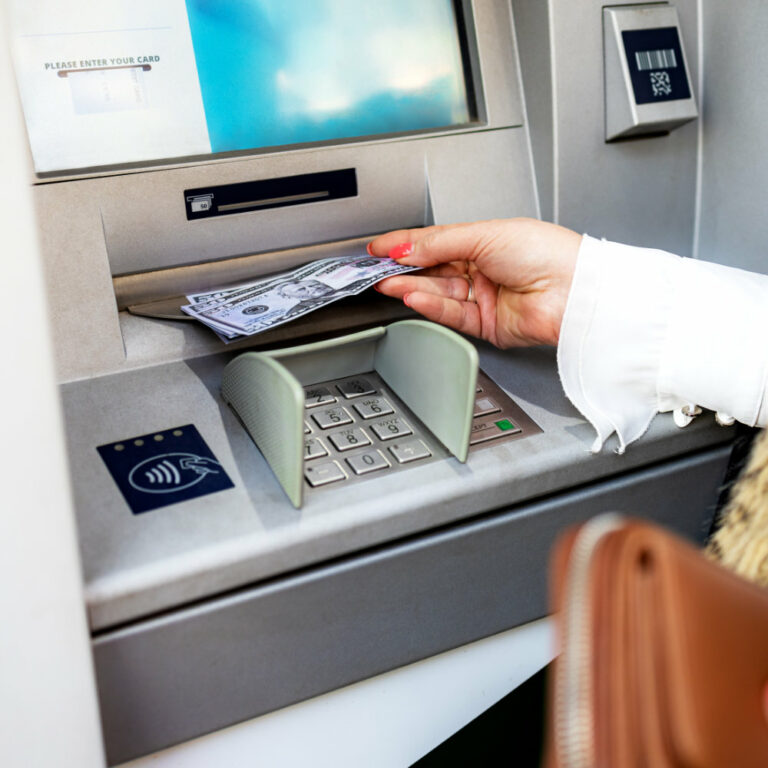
97, 425, 234, 514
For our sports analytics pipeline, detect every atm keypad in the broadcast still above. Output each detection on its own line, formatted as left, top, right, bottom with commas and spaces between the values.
301, 370, 540, 493
302, 373, 443, 491
468, 373, 541, 448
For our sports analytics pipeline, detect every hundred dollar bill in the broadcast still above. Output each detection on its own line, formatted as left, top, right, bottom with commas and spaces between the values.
181, 253, 418, 338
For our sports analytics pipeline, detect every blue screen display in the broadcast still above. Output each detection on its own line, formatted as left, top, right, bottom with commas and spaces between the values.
184, 0, 471, 154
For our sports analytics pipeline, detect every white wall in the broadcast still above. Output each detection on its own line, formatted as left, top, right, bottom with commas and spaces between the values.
0, 3, 105, 766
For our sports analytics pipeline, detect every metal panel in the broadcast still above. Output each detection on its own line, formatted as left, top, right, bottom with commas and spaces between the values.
697, 0, 768, 273
512, 0, 700, 255
94, 444, 730, 765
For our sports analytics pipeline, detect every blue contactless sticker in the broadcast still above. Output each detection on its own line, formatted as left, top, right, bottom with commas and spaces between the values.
97, 424, 234, 514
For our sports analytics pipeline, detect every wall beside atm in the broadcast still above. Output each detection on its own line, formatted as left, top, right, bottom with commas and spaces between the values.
697, 0, 768, 273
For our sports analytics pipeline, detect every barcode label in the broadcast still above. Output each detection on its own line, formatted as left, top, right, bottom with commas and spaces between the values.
635, 48, 678, 71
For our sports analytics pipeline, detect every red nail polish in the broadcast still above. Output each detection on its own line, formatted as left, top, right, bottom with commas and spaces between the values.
366, 242, 374, 256
389, 242, 413, 260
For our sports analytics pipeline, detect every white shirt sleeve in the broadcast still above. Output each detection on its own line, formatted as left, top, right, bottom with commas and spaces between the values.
557, 235, 768, 453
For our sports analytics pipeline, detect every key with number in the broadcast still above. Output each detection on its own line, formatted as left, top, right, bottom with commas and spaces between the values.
312, 406, 353, 430
370, 417, 413, 441
304, 437, 328, 460
337, 377, 376, 399
328, 428, 372, 452
346, 450, 390, 476
304, 386, 337, 408
352, 397, 394, 420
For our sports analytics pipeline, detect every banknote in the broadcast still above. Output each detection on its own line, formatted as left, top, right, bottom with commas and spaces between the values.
181, 253, 418, 339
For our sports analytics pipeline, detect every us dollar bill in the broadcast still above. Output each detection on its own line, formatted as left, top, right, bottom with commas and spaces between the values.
181, 253, 418, 339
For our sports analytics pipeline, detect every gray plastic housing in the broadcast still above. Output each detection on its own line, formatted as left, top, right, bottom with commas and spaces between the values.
222, 320, 478, 507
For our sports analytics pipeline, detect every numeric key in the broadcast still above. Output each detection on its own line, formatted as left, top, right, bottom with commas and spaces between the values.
311, 406, 353, 430
352, 397, 394, 420
370, 417, 413, 441
337, 377, 376, 399
328, 428, 371, 452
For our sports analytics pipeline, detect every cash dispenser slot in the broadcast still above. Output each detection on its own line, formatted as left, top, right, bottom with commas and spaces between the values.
184, 168, 358, 220
115, 235, 419, 347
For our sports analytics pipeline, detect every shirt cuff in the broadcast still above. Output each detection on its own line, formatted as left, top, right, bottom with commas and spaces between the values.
557, 235, 768, 453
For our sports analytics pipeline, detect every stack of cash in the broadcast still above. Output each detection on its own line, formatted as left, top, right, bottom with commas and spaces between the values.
181, 252, 418, 341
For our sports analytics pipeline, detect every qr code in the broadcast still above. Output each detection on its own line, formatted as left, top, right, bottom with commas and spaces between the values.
649, 70, 673, 97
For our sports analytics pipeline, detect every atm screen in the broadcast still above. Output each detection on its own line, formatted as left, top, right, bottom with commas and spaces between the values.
10, 0, 472, 174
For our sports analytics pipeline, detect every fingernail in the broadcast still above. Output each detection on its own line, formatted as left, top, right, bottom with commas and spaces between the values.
403, 293, 412, 307
373, 284, 381, 293
389, 242, 413, 260
366, 242, 374, 256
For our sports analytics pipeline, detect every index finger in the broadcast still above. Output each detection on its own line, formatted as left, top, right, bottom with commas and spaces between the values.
368, 221, 498, 269
367, 223, 464, 259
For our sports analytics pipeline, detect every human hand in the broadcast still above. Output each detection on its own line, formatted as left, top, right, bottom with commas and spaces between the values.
368, 218, 581, 348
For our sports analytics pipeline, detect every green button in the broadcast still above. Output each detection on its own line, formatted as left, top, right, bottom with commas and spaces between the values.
495, 418, 516, 431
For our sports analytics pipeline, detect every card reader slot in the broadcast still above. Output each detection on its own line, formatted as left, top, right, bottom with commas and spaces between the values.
217, 191, 331, 212
184, 168, 357, 220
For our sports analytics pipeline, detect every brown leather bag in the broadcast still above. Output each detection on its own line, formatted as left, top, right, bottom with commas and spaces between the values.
545, 514, 768, 768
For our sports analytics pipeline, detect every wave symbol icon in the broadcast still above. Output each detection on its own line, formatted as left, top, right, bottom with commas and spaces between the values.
128, 453, 221, 495
145, 460, 181, 486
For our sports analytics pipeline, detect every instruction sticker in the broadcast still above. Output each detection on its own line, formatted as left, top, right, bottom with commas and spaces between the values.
97, 424, 234, 514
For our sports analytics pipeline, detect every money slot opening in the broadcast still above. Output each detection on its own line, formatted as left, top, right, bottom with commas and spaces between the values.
115, 232, 419, 347
184, 168, 357, 220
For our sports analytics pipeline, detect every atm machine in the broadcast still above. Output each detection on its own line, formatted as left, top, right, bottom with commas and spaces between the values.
4, 0, 743, 764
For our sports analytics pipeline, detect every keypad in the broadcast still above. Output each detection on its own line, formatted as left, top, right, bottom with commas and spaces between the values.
301, 370, 539, 492
468, 376, 539, 447
302, 374, 439, 491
